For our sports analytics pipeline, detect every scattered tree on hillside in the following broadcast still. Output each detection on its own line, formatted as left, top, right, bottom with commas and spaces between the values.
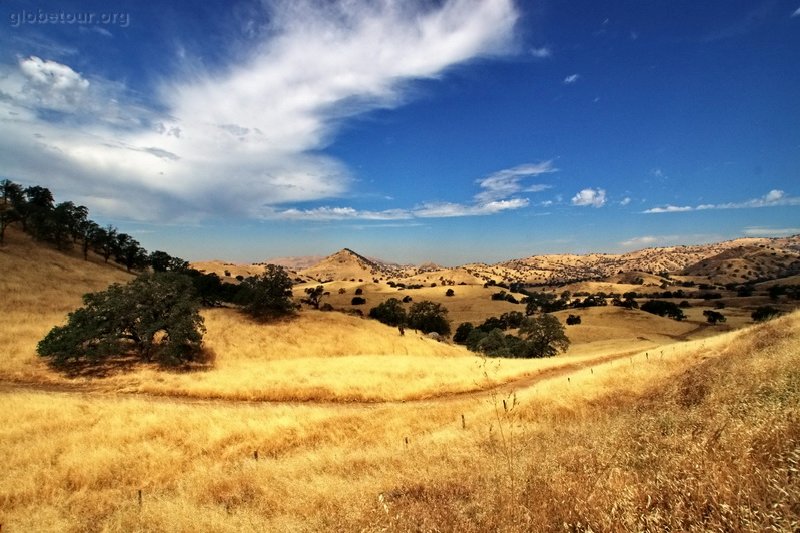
453, 322, 474, 344
351, 296, 367, 305
236, 265, 296, 320
445, 288, 455, 297
301, 285, 326, 309
0, 179, 24, 245
641, 300, 686, 321
407, 300, 451, 336
751, 306, 782, 323
37, 273, 206, 366
703, 310, 726, 324
368, 298, 407, 326
150, 250, 189, 273
518, 314, 570, 357
566, 314, 582, 325
465, 314, 569, 358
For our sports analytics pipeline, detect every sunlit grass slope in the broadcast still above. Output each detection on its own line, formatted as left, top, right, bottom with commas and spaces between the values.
1, 312, 797, 531
0, 227, 132, 379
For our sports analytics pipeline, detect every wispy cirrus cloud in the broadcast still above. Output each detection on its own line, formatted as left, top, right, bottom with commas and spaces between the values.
793, 7, 800, 17
618, 234, 720, 248
0, 0, 519, 222
263, 162, 555, 221
619, 235, 672, 248
742, 226, 800, 237
530, 46, 552, 58
643, 189, 800, 213
563, 73, 580, 84
473, 161, 555, 203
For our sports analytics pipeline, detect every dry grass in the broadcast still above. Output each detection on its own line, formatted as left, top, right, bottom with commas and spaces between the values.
3, 229, 799, 531
0, 228, 131, 380
1, 313, 798, 532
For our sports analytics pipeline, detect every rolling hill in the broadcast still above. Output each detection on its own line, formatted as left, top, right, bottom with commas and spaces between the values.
281, 234, 800, 288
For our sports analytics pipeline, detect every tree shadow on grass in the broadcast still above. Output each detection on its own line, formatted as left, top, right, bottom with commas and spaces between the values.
46, 347, 217, 378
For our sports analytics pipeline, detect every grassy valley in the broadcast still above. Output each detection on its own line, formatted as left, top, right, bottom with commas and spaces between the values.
1, 225, 799, 531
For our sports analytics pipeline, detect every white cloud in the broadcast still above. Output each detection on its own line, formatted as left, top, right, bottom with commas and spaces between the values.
619, 197, 631, 206
265, 160, 554, 221
644, 189, 800, 213
414, 198, 529, 218
571, 188, 606, 207
530, 46, 552, 58
15, 56, 90, 112
742, 226, 800, 237
0, 0, 519, 221
474, 161, 555, 203
792, 6, 800, 17
268, 206, 412, 221
563, 73, 580, 84
619, 235, 660, 247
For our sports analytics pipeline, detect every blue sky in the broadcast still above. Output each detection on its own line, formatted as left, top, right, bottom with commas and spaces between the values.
1, 0, 798, 264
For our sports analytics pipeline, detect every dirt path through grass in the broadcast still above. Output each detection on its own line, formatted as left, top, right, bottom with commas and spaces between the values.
0, 346, 654, 406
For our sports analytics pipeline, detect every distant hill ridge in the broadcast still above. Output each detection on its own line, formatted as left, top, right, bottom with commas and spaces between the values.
293, 235, 800, 286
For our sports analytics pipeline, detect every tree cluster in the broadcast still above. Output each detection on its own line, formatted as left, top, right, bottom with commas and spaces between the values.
1, 179, 189, 274
37, 273, 206, 366
455, 314, 569, 358
640, 300, 686, 321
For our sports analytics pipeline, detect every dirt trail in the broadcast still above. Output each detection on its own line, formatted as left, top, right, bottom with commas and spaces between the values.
0, 347, 654, 408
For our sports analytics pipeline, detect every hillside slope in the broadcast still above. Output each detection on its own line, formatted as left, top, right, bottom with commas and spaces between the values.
0, 227, 133, 379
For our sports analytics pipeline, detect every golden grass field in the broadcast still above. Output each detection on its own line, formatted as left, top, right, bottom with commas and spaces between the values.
2, 229, 799, 531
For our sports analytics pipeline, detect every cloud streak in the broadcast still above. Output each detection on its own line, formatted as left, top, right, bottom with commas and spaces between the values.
262, 161, 555, 221
0, 0, 519, 221
643, 189, 800, 213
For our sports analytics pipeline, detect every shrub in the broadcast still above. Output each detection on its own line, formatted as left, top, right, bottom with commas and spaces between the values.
445, 288, 455, 297
355, 288, 363, 295
351, 296, 367, 305
453, 322, 474, 344
566, 314, 581, 325
752, 306, 782, 322
703, 310, 726, 324
368, 298, 407, 326
37, 273, 206, 366
641, 300, 686, 321
408, 301, 451, 336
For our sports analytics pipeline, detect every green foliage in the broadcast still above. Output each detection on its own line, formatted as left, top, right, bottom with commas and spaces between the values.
0, 179, 24, 245
150, 250, 189, 273
236, 265, 296, 320
453, 322, 474, 344
37, 273, 206, 366
524, 290, 570, 313
641, 300, 686, 321
751, 306, 782, 323
408, 300, 451, 336
518, 314, 570, 358
465, 314, 569, 358
368, 298, 407, 327
703, 310, 726, 324
301, 285, 326, 309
